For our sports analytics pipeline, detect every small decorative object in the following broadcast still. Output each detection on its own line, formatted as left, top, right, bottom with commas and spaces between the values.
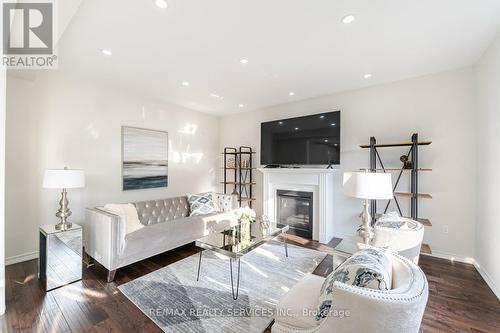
122, 126, 168, 190
238, 206, 256, 241
400, 155, 413, 169
343, 171, 393, 244
43, 167, 85, 230
226, 157, 236, 168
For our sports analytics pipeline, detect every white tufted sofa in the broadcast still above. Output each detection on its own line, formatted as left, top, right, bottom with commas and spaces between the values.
271, 252, 429, 333
82, 194, 239, 282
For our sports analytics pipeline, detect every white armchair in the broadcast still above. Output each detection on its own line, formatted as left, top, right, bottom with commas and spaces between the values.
271, 252, 428, 333
372, 218, 425, 264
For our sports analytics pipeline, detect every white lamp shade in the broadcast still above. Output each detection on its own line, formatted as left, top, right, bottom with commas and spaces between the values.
43, 169, 85, 189
343, 171, 393, 200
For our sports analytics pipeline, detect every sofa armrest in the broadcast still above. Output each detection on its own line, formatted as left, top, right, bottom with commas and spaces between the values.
82, 208, 121, 271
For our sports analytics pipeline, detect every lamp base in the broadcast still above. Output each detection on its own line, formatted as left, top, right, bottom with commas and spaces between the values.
357, 199, 374, 245
55, 189, 72, 230
55, 222, 72, 230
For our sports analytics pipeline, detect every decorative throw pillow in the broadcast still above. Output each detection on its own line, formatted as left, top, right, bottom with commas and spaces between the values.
187, 192, 217, 216
214, 193, 235, 213
316, 247, 392, 321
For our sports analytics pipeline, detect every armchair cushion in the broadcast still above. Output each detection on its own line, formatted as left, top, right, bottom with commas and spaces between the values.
317, 247, 392, 321
275, 274, 324, 329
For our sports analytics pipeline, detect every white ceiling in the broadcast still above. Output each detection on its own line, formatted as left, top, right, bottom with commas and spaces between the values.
56, 0, 500, 115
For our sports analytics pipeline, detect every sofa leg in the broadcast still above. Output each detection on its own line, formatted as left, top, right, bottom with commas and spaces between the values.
82, 250, 95, 268
107, 269, 117, 283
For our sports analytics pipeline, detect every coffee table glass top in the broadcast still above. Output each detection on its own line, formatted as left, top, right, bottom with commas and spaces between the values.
334, 238, 360, 257
195, 222, 289, 258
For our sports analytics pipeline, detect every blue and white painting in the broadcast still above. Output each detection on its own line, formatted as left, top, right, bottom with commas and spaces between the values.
122, 126, 168, 190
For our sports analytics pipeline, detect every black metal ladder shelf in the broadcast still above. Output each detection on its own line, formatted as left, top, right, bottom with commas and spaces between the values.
221, 146, 256, 208
360, 133, 432, 254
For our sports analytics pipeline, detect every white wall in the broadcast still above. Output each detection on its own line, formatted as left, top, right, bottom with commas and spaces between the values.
475, 33, 500, 299
220, 68, 477, 260
0, 64, 6, 315
5, 72, 220, 263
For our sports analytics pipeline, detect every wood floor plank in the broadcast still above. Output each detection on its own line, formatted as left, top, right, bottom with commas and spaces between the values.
1, 238, 499, 333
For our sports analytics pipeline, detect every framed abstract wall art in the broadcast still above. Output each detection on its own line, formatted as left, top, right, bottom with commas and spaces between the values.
122, 126, 168, 190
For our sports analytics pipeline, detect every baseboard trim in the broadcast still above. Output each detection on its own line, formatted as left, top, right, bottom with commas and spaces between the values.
420, 250, 476, 265
473, 260, 500, 301
5, 251, 38, 266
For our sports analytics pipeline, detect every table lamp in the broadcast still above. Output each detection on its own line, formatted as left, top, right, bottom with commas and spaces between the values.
43, 167, 85, 230
343, 171, 393, 244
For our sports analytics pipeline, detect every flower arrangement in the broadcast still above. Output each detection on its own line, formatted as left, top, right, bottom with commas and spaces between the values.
238, 206, 256, 223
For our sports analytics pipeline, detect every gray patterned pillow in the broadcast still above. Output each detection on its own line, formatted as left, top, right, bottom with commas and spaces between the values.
187, 192, 216, 216
316, 248, 392, 321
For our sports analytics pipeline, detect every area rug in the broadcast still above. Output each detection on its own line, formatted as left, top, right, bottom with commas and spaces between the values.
118, 240, 327, 333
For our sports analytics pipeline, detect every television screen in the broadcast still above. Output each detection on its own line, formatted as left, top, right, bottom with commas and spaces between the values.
261, 111, 340, 166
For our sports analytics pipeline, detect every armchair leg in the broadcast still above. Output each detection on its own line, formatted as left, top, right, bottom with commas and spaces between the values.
106, 269, 117, 283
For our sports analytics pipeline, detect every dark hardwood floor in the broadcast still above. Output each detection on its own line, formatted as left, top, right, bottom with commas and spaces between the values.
1, 236, 499, 333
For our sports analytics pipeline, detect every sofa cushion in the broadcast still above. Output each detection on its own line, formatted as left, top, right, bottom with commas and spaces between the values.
316, 247, 392, 321
187, 192, 216, 216
134, 197, 190, 226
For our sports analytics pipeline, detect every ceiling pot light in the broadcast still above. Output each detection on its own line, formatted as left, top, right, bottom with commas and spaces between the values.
101, 49, 112, 56
210, 93, 224, 100
182, 81, 190, 87
331, 123, 336, 126
240, 58, 248, 64
342, 15, 355, 24
289, 92, 295, 96
364, 73, 372, 79
238, 104, 244, 108
294, 127, 299, 130
155, 0, 168, 9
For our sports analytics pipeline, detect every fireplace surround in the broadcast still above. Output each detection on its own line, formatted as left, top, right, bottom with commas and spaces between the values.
259, 168, 336, 243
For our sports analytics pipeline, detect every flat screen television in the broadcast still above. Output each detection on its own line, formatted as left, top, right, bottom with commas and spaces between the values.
261, 111, 340, 166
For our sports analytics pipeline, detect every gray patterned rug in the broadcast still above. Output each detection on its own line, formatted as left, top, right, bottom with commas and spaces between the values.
118, 240, 327, 333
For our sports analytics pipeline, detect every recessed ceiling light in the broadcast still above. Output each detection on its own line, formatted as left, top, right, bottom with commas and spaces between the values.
240, 58, 248, 64
319, 115, 325, 119
289, 92, 295, 96
210, 93, 224, 100
101, 49, 112, 56
155, 0, 168, 9
364, 73, 372, 79
342, 15, 355, 24
334, 144, 339, 147
331, 123, 336, 126
238, 104, 244, 108
182, 81, 190, 87
324, 139, 329, 142
294, 127, 299, 130
278, 121, 284, 125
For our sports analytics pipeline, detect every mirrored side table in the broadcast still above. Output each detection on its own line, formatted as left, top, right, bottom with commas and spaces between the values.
38, 223, 83, 291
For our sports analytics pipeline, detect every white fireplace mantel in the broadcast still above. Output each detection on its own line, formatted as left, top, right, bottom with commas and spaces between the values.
258, 168, 336, 243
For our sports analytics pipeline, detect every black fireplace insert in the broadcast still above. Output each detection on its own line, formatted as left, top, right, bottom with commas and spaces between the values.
277, 190, 313, 239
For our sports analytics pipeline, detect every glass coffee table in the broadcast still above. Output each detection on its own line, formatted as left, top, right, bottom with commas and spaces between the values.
195, 221, 289, 300
333, 238, 360, 268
